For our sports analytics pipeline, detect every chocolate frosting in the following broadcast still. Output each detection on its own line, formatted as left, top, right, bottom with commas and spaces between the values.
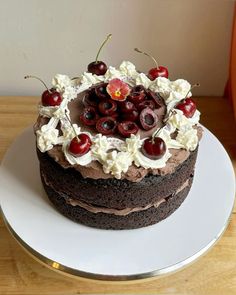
34, 90, 203, 182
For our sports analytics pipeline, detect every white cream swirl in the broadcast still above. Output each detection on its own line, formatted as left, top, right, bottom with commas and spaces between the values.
135, 73, 152, 88
36, 125, 59, 152
103, 151, 132, 179
176, 126, 198, 151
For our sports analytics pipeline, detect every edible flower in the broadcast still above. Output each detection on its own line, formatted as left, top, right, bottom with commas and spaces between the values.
106, 78, 130, 101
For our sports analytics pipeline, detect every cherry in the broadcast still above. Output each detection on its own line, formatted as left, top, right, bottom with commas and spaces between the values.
122, 110, 139, 122
137, 100, 155, 111
83, 88, 100, 107
96, 117, 117, 135
69, 134, 92, 157
175, 98, 196, 118
128, 91, 146, 105
80, 107, 99, 126
119, 100, 136, 113
117, 121, 139, 138
146, 90, 163, 108
41, 89, 62, 106
134, 48, 168, 80
139, 107, 158, 130
98, 99, 117, 116
148, 66, 169, 81
24, 75, 62, 106
95, 83, 109, 99
142, 137, 166, 160
87, 34, 112, 75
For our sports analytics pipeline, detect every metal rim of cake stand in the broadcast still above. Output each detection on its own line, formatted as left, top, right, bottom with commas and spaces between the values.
1, 203, 234, 282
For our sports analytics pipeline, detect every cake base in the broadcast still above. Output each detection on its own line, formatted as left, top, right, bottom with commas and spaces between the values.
42, 175, 194, 230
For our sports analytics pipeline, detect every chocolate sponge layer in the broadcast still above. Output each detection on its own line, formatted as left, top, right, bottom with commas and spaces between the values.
42, 175, 193, 230
37, 147, 198, 209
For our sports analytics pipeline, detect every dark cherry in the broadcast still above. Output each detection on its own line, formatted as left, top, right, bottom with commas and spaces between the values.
117, 121, 139, 138
110, 112, 119, 119
128, 91, 146, 104
69, 134, 92, 157
80, 107, 99, 126
132, 85, 146, 93
148, 66, 169, 80
142, 137, 166, 160
24, 75, 62, 107
83, 88, 100, 107
146, 90, 163, 108
41, 89, 62, 106
87, 61, 107, 76
137, 100, 155, 111
98, 99, 117, 116
87, 34, 112, 76
122, 110, 139, 122
95, 83, 109, 99
96, 116, 117, 135
176, 98, 196, 118
139, 107, 158, 130
119, 100, 136, 113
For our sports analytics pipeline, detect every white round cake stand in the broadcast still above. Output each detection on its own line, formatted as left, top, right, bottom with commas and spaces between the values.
0, 126, 235, 281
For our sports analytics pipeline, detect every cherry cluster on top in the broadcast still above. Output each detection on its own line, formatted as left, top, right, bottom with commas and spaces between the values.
80, 79, 163, 138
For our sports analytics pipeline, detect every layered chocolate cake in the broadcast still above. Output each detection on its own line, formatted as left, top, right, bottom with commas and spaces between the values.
31, 49, 202, 229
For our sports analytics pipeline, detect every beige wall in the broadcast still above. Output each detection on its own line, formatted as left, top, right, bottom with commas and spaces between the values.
0, 0, 234, 96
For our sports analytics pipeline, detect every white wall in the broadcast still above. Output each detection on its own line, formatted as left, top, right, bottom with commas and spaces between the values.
0, 0, 234, 96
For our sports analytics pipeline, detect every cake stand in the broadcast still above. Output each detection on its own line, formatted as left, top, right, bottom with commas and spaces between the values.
0, 126, 235, 281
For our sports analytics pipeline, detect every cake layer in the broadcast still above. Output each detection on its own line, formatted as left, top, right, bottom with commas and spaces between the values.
38, 146, 198, 209
42, 175, 193, 230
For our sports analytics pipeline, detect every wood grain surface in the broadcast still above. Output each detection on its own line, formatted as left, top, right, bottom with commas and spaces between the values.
0, 96, 235, 294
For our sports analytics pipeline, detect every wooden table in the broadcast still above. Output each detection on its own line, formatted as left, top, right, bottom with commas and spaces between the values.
0, 96, 235, 294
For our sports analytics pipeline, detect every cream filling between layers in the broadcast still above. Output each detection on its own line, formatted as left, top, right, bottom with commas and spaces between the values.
42, 168, 190, 216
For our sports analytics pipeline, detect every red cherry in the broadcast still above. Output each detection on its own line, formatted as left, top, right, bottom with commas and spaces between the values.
139, 108, 158, 130
87, 61, 107, 76
142, 137, 166, 160
80, 107, 99, 126
96, 117, 117, 135
176, 98, 196, 118
41, 89, 62, 106
117, 121, 139, 138
83, 88, 100, 107
137, 100, 155, 111
24, 75, 62, 107
69, 134, 92, 157
148, 66, 169, 81
122, 110, 139, 122
87, 34, 112, 76
134, 48, 169, 80
119, 100, 136, 113
128, 91, 146, 105
95, 83, 109, 99
146, 90, 163, 108
98, 99, 117, 116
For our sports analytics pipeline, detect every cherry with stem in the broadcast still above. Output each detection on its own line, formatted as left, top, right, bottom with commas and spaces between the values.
24, 75, 62, 106
87, 34, 112, 76
134, 47, 169, 80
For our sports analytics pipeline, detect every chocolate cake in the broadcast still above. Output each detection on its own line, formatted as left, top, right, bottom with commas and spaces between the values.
32, 58, 202, 230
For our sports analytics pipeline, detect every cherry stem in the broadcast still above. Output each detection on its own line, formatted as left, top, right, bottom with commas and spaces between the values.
24, 75, 50, 92
152, 109, 176, 141
95, 34, 112, 63
184, 83, 200, 99
134, 48, 159, 70
65, 111, 80, 142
